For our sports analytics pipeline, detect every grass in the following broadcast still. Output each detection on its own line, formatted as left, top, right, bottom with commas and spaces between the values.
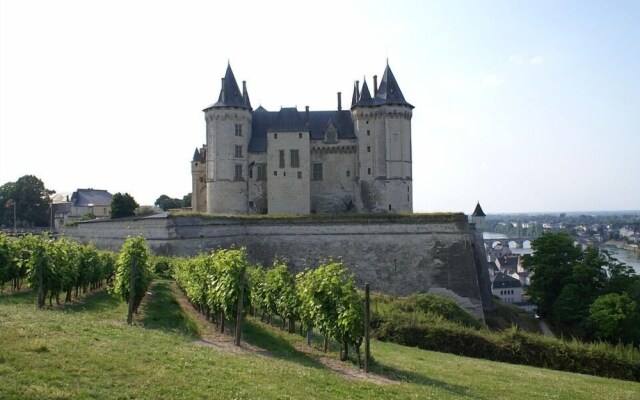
168, 210, 465, 223
1, 282, 638, 399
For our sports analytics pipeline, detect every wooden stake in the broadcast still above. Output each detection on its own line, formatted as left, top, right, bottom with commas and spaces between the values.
127, 256, 137, 325
234, 273, 245, 346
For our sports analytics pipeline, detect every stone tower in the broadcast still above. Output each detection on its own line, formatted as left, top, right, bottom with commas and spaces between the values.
351, 63, 414, 212
471, 202, 487, 231
202, 64, 253, 214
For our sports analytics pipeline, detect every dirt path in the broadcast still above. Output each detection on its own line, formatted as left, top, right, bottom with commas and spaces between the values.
168, 281, 392, 384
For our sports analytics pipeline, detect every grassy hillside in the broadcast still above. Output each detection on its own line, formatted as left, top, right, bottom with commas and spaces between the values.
1, 281, 638, 400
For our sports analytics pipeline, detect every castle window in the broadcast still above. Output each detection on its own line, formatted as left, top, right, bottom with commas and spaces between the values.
290, 150, 300, 168
346, 170, 350, 177
367, 130, 370, 136
274, 170, 277, 176
284, 171, 286, 176
235, 124, 242, 136
312, 163, 323, 181
257, 164, 266, 181
279, 150, 285, 168
234, 164, 243, 181
367, 167, 371, 175
297, 171, 302, 179
299, 132, 302, 139
235, 145, 243, 158
274, 133, 278, 139
367, 146, 371, 153
249, 166, 253, 179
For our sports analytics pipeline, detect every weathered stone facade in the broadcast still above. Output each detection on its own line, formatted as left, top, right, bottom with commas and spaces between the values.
192, 63, 414, 215
62, 214, 493, 320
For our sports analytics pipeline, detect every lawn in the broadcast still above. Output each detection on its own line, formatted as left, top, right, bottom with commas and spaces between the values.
0, 280, 637, 399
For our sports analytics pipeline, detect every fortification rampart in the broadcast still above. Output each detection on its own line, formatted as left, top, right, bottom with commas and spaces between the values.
62, 214, 492, 319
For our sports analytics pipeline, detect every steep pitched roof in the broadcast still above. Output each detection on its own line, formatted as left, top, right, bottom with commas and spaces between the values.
353, 79, 374, 107
192, 148, 201, 162
374, 64, 412, 107
249, 108, 356, 152
352, 64, 413, 109
492, 272, 522, 289
205, 64, 251, 110
472, 202, 486, 217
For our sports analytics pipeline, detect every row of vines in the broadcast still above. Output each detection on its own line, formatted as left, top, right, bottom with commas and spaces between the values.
171, 249, 365, 363
0, 234, 153, 323
0, 233, 116, 307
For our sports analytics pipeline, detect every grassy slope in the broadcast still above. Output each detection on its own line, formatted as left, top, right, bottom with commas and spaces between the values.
0, 282, 638, 400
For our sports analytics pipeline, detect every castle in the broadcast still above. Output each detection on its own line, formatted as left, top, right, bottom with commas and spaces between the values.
191, 63, 414, 214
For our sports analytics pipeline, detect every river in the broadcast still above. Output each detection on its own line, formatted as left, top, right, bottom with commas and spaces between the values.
483, 232, 640, 274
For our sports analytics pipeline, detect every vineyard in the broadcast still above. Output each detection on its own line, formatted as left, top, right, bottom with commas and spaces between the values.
1, 234, 368, 365
0, 233, 115, 307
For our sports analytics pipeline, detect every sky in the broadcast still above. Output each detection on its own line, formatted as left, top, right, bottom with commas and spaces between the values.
1, 0, 639, 214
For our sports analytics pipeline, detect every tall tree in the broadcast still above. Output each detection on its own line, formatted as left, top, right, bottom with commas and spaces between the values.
0, 175, 53, 227
110, 193, 138, 219
523, 232, 582, 320
182, 193, 192, 208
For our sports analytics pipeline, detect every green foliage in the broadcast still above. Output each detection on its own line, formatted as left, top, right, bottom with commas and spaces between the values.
0, 175, 54, 227
110, 237, 152, 315
588, 293, 639, 344
207, 248, 251, 320
182, 192, 192, 208
297, 261, 364, 360
155, 194, 183, 211
110, 192, 138, 219
524, 232, 583, 320
525, 232, 640, 344
373, 315, 640, 382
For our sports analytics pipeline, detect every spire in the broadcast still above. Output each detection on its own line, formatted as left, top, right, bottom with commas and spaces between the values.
209, 63, 250, 110
351, 80, 361, 107
472, 202, 486, 217
352, 79, 374, 108
374, 64, 413, 108
192, 147, 201, 162
242, 80, 252, 109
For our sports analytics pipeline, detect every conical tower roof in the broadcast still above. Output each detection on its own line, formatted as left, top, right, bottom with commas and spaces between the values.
353, 79, 374, 107
206, 63, 251, 110
472, 202, 486, 217
374, 63, 413, 108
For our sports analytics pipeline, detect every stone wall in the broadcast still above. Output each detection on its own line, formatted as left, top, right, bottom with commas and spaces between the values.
63, 214, 491, 320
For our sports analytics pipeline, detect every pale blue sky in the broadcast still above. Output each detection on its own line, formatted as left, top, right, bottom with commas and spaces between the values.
1, 0, 638, 213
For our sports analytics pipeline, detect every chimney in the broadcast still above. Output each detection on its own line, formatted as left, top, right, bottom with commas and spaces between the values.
220, 77, 226, 101
356, 80, 360, 98
373, 75, 378, 96
337, 92, 342, 111
242, 80, 248, 99
305, 105, 310, 123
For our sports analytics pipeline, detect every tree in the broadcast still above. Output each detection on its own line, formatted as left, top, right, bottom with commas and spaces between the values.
182, 193, 192, 208
110, 193, 138, 218
523, 232, 582, 320
154, 194, 183, 211
588, 293, 639, 344
0, 175, 53, 227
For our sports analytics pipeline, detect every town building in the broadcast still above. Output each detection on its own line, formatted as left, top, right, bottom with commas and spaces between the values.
51, 189, 113, 229
191, 63, 414, 215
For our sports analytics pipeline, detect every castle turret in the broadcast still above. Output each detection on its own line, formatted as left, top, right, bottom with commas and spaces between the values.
352, 63, 413, 212
202, 63, 253, 214
471, 202, 487, 231
191, 146, 207, 212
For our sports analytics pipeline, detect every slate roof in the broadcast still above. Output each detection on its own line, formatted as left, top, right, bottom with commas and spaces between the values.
204, 64, 252, 110
352, 64, 413, 109
248, 108, 356, 153
70, 189, 113, 207
472, 202, 486, 217
492, 272, 522, 289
